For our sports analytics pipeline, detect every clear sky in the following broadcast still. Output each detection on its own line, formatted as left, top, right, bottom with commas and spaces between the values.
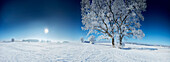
0, 0, 170, 45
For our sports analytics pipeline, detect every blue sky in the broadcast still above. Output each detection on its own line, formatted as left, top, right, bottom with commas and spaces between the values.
0, 0, 170, 45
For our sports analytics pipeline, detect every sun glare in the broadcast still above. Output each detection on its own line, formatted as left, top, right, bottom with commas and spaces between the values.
44, 28, 49, 34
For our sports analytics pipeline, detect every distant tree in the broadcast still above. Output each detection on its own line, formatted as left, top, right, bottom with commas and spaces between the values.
80, 37, 84, 43
11, 38, 14, 42
88, 35, 96, 44
81, 0, 146, 47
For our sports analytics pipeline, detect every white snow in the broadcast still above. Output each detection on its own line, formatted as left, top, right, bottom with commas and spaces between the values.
0, 42, 170, 62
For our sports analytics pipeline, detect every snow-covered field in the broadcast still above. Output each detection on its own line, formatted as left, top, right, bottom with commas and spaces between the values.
0, 42, 170, 62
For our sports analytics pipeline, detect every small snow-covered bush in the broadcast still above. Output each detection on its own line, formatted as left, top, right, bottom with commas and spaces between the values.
80, 37, 84, 43
88, 35, 96, 44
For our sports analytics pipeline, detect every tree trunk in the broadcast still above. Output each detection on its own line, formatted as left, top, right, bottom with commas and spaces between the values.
112, 38, 115, 48
120, 38, 122, 46
119, 36, 122, 46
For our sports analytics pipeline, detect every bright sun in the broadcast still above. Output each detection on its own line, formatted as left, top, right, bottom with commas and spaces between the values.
44, 28, 49, 34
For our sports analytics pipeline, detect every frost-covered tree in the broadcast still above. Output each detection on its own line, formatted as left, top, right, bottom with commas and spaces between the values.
81, 0, 116, 47
81, 0, 146, 47
88, 35, 96, 44
112, 0, 146, 46
80, 37, 84, 43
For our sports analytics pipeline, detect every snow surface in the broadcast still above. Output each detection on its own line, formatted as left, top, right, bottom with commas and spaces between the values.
0, 42, 170, 62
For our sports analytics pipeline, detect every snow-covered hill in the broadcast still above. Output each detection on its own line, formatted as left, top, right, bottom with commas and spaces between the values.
0, 42, 170, 62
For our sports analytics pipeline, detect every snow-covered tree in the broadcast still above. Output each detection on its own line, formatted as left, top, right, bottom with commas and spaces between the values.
81, 0, 146, 47
112, 0, 146, 46
88, 35, 96, 44
81, 0, 116, 47
80, 37, 84, 43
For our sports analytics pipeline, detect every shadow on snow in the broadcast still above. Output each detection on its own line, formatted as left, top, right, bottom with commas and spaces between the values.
95, 43, 158, 51
121, 47, 158, 51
